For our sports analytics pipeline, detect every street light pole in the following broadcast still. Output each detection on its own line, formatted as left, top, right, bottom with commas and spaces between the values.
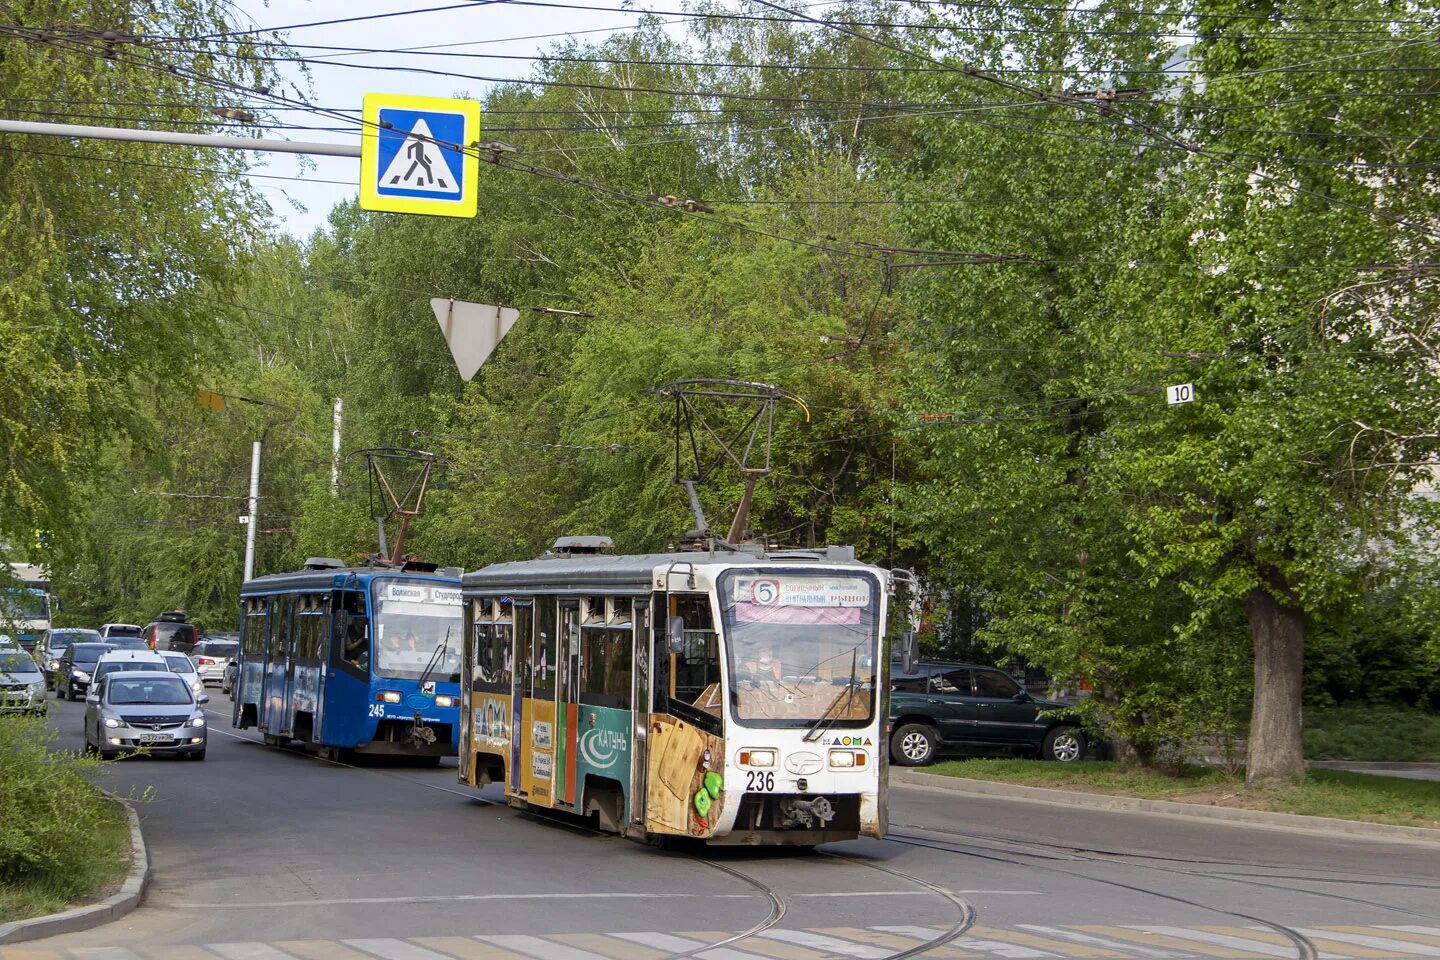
243, 440, 262, 582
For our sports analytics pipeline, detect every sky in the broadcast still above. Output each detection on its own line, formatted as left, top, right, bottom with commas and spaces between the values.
232, 0, 690, 238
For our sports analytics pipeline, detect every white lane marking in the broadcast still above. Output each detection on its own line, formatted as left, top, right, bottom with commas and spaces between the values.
790, 890, 1041, 897
1383, 928, 1440, 939
1016, 925, 1187, 958
1296, 929, 1440, 956
345, 940, 459, 960
758, 929, 892, 958
165, 892, 696, 908
475, 936, 612, 960
608, 931, 770, 960
71, 950, 148, 960
206, 945, 301, 960
1128, 926, 1316, 958
873, 926, 1055, 958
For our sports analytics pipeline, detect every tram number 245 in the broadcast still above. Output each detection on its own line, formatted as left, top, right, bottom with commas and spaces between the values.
745, 770, 775, 792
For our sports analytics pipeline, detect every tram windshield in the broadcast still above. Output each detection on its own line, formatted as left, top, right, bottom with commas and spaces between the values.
372, 579, 463, 682
718, 570, 880, 729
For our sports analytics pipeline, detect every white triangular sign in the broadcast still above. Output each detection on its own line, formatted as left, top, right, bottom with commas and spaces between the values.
432, 298, 520, 381
381, 119, 461, 194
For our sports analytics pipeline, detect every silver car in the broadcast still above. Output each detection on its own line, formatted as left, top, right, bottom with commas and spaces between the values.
0, 651, 48, 715
83, 671, 208, 760
191, 639, 238, 687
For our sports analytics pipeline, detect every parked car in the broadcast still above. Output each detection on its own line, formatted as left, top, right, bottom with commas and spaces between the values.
145, 612, 199, 654
55, 642, 115, 701
99, 623, 144, 642
0, 650, 48, 715
38, 629, 102, 687
191, 638, 238, 687
220, 658, 237, 696
158, 651, 204, 696
83, 670, 208, 760
888, 660, 1088, 766
93, 649, 170, 687
0, 634, 21, 651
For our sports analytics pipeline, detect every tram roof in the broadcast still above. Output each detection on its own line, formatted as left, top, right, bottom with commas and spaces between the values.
241, 566, 457, 595
463, 545, 873, 595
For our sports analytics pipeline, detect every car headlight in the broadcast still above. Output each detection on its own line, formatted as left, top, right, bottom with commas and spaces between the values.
72, 668, 90, 681
29, 681, 46, 694
190, 678, 202, 693
48, 659, 59, 670
103, 717, 120, 728
188, 717, 206, 728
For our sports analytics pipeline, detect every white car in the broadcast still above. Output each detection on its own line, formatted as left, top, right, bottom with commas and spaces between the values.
92, 649, 169, 688
99, 623, 144, 642
159, 651, 204, 697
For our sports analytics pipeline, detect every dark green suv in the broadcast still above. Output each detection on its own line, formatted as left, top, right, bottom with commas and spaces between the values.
888, 661, 1087, 765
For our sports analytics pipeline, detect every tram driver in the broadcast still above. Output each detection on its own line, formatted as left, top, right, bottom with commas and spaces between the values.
739, 639, 782, 683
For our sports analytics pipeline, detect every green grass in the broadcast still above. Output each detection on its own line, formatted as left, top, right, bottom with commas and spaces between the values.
926, 759, 1440, 830
1304, 704, 1440, 762
0, 803, 130, 925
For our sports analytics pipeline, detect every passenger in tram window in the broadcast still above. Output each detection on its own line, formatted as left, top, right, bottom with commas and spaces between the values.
741, 641, 782, 682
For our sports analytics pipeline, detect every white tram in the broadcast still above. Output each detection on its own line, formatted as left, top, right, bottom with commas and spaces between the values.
459, 537, 898, 845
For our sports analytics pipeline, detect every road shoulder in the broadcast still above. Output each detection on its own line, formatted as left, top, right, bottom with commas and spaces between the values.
0, 795, 150, 945
891, 768, 1440, 846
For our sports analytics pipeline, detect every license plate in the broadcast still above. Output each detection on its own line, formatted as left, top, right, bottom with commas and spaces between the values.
138, 734, 173, 744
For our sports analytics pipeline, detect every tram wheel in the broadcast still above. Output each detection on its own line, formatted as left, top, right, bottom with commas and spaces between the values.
890, 723, 937, 766
262, 733, 285, 748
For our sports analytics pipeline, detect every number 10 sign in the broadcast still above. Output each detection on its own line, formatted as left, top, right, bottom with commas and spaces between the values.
1167, 383, 1196, 405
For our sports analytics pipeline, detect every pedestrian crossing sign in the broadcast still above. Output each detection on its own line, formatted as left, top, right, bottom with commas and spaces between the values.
359, 92, 481, 218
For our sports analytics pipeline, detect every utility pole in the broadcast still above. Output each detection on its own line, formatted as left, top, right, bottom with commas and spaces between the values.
242, 441, 261, 582
331, 398, 344, 496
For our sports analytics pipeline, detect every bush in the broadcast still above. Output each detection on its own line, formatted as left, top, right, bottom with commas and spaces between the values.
1303, 703, 1440, 762
0, 715, 127, 899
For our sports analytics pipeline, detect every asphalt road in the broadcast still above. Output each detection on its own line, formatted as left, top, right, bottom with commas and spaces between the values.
13, 691, 1440, 960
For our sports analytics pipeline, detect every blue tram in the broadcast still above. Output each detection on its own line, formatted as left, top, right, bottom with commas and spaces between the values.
233, 558, 464, 761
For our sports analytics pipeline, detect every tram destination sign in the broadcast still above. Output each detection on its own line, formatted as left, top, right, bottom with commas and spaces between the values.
381, 583, 462, 605
734, 576, 871, 607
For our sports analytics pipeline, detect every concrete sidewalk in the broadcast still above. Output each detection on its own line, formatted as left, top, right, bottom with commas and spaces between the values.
1308, 760, 1440, 781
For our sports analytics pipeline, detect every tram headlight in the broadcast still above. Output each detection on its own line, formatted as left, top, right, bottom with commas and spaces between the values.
433, 695, 455, 708
828, 749, 865, 768
377, 690, 402, 704
739, 749, 776, 767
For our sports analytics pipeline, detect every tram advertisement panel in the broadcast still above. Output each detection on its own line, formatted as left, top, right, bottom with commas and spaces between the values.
573, 705, 632, 820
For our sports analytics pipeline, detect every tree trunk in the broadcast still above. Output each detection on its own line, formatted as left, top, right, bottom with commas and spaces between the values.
1244, 576, 1307, 785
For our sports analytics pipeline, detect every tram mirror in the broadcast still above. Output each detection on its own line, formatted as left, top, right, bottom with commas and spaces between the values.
900, 630, 919, 675
333, 609, 350, 634
667, 616, 687, 653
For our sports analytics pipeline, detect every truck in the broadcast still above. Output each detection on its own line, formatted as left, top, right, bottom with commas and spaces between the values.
2, 563, 55, 651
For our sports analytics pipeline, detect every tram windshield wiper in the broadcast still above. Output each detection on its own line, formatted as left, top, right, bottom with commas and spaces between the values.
416, 626, 452, 690
803, 647, 861, 743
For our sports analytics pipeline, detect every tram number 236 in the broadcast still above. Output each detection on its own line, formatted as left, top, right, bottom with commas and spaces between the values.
745, 770, 775, 792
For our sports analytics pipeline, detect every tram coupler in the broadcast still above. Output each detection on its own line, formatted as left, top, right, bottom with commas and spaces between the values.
407, 710, 437, 749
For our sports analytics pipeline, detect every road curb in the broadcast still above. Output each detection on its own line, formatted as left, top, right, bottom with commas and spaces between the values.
891, 769, 1440, 846
0, 793, 150, 944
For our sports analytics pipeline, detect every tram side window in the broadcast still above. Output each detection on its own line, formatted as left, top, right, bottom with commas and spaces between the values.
471, 600, 511, 693
532, 599, 557, 699
272, 596, 293, 659
296, 595, 325, 662
671, 595, 719, 709
242, 600, 267, 658
331, 590, 369, 676
581, 626, 632, 709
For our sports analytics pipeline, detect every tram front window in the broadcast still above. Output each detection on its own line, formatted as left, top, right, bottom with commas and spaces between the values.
719, 571, 880, 729
372, 579, 463, 681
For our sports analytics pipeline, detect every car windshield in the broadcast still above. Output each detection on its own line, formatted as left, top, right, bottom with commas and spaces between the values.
71, 645, 110, 664
0, 653, 39, 674
371, 579, 462, 681
107, 638, 148, 650
718, 570, 881, 729
50, 630, 100, 649
0, 590, 48, 620
162, 654, 196, 674
107, 676, 193, 705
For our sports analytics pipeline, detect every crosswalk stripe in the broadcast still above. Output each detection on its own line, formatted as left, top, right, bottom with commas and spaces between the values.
1210, 927, 1394, 959
145, 947, 223, 960
873, 926, 1056, 958
544, 935, 669, 960
970, 926, 1126, 957
607, 931, 770, 960
1125, 926, 1303, 958
808, 926, 1000, 957
69, 951, 148, 960
757, 930, 892, 959
1076, 927, 1256, 958
674, 933, 823, 960
204, 947, 299, 960
0, 949, 68, 960
472, 937, 608, 960
1301, 929, 1440, 956
343, 941, 456, 960
409, 938, 532, 960
1016, 925, 1179, 958
272, 941, 377, 960
1378, 929, 1440, 947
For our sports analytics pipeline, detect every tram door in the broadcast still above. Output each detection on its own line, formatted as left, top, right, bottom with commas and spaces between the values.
556, 602, 581, 808
629, 596, 656, 831
262, 596, 294, 735
507, 600, 531, 798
